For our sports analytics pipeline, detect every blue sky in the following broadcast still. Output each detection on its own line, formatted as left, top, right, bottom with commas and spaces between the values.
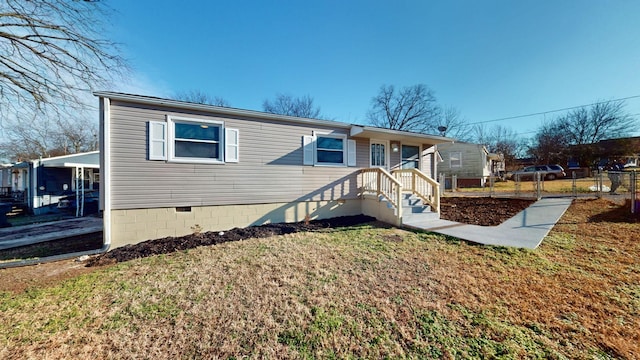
108, 0, 640, 138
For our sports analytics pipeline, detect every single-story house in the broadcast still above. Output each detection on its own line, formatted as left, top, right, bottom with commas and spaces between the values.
437, 142, 503, 188
96, 92, 453, 249
0, 164, 12, 196
8, 151, 100, 215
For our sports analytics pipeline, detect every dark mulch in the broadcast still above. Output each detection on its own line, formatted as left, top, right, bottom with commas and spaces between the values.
87, 197, 537, 267
440, 196, 536, 226
86, 215, 376, 267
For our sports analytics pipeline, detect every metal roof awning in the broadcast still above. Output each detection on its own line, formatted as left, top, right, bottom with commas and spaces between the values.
39, 151, 99, 168
349, 126, 453, 144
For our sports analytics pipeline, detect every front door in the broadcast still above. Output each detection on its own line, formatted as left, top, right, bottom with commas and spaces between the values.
401, 145, 421, 169
370, 140, 388, 169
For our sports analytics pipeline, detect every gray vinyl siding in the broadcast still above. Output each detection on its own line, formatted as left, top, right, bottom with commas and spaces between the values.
438, 143, 486, 177
109, 100, 363, 210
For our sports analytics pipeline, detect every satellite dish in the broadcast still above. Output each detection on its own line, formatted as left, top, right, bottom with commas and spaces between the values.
437, 126, 447, 133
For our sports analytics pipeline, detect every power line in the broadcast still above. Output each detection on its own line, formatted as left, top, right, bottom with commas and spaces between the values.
467, 94, 640, 126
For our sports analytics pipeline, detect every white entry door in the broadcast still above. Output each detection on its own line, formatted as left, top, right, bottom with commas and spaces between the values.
370, 140, 389, 169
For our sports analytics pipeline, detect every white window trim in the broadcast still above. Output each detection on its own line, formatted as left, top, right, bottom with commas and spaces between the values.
167, 115, 225, 164
450, 151, 462, 168
314, 132, 347, 167
401, 144, 422, 170
370, 139, 389, 169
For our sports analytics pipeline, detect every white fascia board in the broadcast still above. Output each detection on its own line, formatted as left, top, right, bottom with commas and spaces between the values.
39, 151, 100, 163
93, 91, 352, 130
350, 125, 454, 144
61, 162, 100, 169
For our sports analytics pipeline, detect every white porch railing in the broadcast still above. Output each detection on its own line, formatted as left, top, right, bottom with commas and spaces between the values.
361, 168, 403, 218
361, 168, 441, 220
392, 168, 440, 214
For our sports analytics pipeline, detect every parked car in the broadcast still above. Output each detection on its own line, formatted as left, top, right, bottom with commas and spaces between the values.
57, 190, 99, 214
508, 165, 566, 181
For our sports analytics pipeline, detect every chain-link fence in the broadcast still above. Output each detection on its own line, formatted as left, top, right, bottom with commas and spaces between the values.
443, 170, 639, 214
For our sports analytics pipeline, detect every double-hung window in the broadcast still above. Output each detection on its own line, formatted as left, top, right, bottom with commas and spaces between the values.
148, 116, 239, 164
302, 133, 356, 167
171, 118, 222, 162
450, 152, 462, 168
316, 135, 345, 165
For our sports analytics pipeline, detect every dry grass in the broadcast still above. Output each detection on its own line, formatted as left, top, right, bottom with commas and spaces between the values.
463, 176, 634, 195
0, 199, 638, 359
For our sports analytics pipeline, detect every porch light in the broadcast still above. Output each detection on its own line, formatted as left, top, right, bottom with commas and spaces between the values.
392, 143, 399, 152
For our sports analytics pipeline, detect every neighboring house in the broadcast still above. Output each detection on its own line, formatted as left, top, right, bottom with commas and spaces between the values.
568, 136, 640, 169
437, 142, 503, 188
0, 164, 12, 195
8, 151, 100, 215
96, 92, 453, 249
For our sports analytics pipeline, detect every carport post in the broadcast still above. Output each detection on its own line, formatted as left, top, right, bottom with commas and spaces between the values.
75, 166, 85, 217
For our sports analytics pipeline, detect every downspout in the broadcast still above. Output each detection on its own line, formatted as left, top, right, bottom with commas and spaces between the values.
100, 96, 111, 252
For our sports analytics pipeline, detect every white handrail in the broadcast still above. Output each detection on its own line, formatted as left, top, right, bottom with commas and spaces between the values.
361, 168, 403, 218
392, 168, 440, 214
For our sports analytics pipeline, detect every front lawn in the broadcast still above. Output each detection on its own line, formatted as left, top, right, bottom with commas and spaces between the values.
0, 199, 638, 359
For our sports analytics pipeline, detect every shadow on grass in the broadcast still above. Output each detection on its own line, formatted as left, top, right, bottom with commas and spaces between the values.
588, 199, 639, 223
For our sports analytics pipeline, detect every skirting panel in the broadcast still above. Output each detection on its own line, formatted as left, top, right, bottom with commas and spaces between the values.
109, 200, 362, 248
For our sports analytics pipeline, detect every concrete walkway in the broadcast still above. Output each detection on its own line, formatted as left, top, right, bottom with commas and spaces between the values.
403, 197, 573, 249
0, 217, 103, 250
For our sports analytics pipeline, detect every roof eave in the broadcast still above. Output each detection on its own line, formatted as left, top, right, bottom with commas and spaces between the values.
94, 91, 351, 130
350, 125, 454, 144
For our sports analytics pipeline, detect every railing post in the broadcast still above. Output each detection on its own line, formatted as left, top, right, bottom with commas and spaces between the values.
376, 170, 381, 199
412, 172, 416, 195
396, 182, 403, 219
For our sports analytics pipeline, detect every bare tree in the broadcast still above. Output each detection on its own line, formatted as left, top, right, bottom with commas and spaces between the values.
367, 84, 439, 133
0, 0, 127, 119
425, 105, 472, 140
262, 93, 322, 118
527, 121, 570, 164
472, 124, 523, 168
174, 90, 229, 107
557, 100, 635, 145
527, 100, 636, 166
0, 0, 124, 161
0, 115, 97, 162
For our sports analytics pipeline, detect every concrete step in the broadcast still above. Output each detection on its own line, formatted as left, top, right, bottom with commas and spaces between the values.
402, 208, 440, 222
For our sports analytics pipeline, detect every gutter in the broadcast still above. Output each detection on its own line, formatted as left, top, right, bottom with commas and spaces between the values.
93, 91, 352, 130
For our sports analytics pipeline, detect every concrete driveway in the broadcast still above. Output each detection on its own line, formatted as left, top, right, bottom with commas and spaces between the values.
0, 217, 103, 250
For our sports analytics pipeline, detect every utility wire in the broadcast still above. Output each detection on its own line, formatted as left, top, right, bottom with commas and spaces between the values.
467, 94, 640, 126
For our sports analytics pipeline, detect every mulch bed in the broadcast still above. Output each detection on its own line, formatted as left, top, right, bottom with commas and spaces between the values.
86, 215, 376, 267
440, 196, 536, 226
86, 197, 537, 267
